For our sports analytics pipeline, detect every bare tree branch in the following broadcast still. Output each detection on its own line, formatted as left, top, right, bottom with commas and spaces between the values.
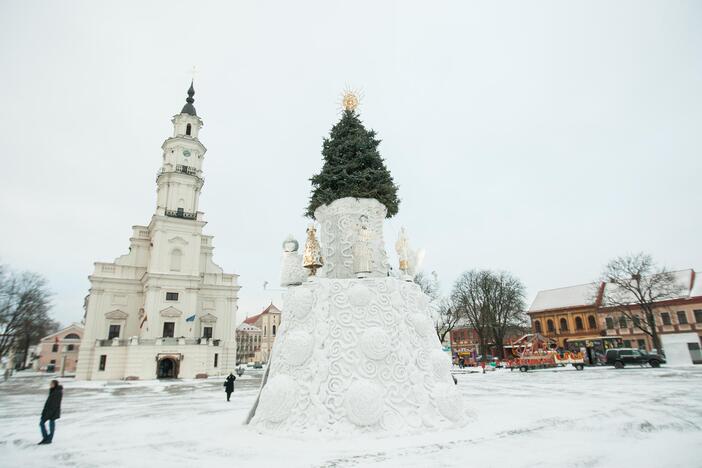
0, 266, 54, 363
599, 253, 685, 352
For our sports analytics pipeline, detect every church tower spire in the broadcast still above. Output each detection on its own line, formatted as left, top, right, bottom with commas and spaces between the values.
155, 82, 206, 220
181, 81, 197, 116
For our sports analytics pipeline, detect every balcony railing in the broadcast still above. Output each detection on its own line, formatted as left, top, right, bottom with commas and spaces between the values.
97, 337, 220, 347
175, 164, 198, 176
165, 209, 197, 220
156, 166, 202, 181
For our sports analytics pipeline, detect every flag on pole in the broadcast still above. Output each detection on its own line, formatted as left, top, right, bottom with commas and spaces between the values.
186, 314, 196, 322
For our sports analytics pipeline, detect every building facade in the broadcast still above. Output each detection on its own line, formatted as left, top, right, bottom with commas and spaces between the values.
242, 304, 281, 363
600, 270, 702, 362
529, 270, 702, 364
236, 323, 262, 364
450, 323, 525, 362
37, 324, 84, 374
75, 83, 240, 380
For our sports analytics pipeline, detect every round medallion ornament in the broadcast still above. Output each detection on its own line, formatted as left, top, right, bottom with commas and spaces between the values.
347, 283, 372, 307
344, 380, 384, 427
433, 383, 463, 421
430, 349, 452, 379
285, 331, 314, 366
360, 327, 391, 360
289, 288, 314, 319
260, 375, 298, 423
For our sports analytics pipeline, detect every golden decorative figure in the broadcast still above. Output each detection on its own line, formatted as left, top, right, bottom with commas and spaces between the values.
341, 89, 360, 112
302, 224, 324, 276
395, 227, 410, 277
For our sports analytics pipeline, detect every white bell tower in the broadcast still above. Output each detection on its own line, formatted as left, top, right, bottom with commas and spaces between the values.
156, 81, 206, 218
75, 80, 240, 381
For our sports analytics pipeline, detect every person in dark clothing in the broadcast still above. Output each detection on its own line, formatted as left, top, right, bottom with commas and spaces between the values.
223, 373, 236, 401
39, 380, 62, 445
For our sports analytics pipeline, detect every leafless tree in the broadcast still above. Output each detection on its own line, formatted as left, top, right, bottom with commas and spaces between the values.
599, 253, 684, 353
485, 272, 527, 359
433, 298, 462, 345
451, 270, 526, 358
0, 265, 54, 364
414, 271, 440, 302
414, 271, 461, 344
451, 270, 492, 356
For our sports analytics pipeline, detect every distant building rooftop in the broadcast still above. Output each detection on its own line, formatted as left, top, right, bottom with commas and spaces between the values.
243, 303, 281, 325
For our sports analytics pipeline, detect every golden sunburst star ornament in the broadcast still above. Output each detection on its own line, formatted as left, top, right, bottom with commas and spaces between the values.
340, 88, 361, 112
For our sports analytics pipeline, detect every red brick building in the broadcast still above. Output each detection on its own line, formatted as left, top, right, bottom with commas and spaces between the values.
528, 269, 702, 364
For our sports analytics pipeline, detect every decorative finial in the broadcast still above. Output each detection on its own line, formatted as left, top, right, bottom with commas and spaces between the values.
282, 234, 299, 253
340, 88, 361, 112
302, 224, 323, 276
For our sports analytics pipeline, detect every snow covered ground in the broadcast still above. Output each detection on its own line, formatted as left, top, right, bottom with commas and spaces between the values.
1, 366, 701, 468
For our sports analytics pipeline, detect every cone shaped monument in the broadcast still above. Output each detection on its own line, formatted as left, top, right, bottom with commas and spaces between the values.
247, 94, 464, 434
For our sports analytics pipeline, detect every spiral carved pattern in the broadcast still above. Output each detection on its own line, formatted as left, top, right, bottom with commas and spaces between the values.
249, 277, 466, 433
360, 327, 391, 360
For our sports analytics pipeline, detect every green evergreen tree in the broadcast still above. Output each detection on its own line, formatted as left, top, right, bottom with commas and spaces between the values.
306, 109, 400, 218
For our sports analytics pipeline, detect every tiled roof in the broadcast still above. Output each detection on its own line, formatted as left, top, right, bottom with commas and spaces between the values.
690, 270, 702, 298
530, 269, 700, 313
39, 323, 84, 342
243, 303, 281, 324
528, 283, 601, 313
602, 269, 695, 304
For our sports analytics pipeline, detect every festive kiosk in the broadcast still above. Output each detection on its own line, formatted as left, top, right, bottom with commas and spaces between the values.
247, 93, 463, 433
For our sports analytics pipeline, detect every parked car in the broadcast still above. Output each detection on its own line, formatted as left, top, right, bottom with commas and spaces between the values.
605, 348, 665, 369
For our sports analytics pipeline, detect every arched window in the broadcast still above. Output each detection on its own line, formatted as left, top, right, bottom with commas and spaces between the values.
575, 317, 583, 330
547, 319, 555, 332
170, 249, 182, 272
65, 333, 80, 339
588, 315, 597, 329
618, 316, 627, 329
272, 325, 276, 336
560, 318, 568, 331
534, 320, 542, 333
605, 317, 614, 329
186, 123, 192, 136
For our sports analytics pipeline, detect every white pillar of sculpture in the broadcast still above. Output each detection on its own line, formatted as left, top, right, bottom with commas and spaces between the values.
314, 197, 389, 279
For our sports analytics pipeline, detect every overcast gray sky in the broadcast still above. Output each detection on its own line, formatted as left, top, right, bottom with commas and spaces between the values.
1, 1, 700, 327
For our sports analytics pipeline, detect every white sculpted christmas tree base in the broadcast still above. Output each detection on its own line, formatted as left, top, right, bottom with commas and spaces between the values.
248, 276, 465, 433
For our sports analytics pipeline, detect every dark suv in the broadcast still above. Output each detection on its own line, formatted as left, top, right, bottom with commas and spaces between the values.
605, 348, 665, 369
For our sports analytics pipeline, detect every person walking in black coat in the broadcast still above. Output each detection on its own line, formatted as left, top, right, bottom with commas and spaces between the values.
39, 380, 62, 445
223, 373, 236, 401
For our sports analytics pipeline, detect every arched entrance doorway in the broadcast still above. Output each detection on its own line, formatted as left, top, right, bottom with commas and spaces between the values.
157, 356, 179, 379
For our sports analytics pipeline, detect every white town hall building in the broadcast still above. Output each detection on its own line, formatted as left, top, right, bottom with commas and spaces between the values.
75, 83, 240, 380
